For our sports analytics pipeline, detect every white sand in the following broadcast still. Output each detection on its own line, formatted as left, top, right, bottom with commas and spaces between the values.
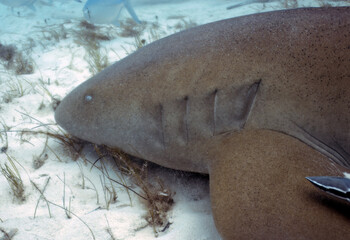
0, 0, 349, 239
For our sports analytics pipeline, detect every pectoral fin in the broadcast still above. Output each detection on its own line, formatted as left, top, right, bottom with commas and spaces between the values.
209, 130, 350, 239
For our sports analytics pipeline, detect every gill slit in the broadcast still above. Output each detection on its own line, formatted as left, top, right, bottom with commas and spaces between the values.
159, 104, 166, 150
213, 89, 218, 136
184, 96, 189, 144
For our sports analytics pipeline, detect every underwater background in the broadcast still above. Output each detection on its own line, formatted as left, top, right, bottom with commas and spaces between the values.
0, 0, 349, 239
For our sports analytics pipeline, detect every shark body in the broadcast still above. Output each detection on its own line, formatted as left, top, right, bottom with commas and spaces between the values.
55, 7, 350, 239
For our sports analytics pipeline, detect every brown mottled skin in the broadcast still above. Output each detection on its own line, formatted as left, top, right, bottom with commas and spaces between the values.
209, 130, 350, 239
55, 7, 350, 239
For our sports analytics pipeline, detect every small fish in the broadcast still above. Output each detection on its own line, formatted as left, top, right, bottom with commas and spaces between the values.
0, 0, 37, 11
83, 0, 141, 26
306, 176, 350, 202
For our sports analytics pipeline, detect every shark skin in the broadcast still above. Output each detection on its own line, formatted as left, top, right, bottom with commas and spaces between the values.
209, 129, 350, 240
55, 7, 350, 239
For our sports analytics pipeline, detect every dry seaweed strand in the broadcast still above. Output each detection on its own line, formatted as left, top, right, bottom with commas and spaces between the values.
33, 20, 116, 74
117, 18, 146, 38
11, 127, 174, 235
0, 120, 9, 153
0, 43, 34, 75
0, 16, 174, 237
31, 180, 96, 240
96, 145, 174, 235
0, 154, 26, 202
0, 227, 18, 240
73, 21, 114, 74
1, 83, 173, 235
1, 121, 95, 238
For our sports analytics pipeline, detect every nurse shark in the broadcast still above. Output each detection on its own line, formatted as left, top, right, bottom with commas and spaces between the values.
55, 7, 350, 239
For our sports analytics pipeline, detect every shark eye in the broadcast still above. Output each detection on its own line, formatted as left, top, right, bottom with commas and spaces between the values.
84, 95, 93, 102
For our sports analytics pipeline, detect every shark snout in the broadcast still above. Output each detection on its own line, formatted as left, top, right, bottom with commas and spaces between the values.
54, 98, 73, 133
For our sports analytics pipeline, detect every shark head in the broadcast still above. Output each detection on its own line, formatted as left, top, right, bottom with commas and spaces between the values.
54, 19, 264, 173
54, 56, 167, 161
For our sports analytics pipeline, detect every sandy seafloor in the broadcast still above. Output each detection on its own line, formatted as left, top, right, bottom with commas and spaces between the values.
0, 0, 349, 239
